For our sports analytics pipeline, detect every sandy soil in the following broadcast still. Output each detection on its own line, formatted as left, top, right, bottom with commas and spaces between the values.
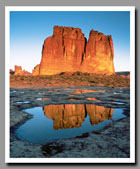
10, 73, 130, 88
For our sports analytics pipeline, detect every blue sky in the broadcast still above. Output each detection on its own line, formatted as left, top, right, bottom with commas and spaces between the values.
10, 11, 130, 72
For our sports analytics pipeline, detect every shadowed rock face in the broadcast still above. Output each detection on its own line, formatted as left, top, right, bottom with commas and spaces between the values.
9, 69, 15, 75
33, 26, 115, 75
43, 104, 113, 130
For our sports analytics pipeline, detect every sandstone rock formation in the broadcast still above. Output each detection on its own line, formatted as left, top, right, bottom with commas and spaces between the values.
32, 64, 40, 76
43, 104, 113, 130
127, 74, 130, 79
9, 69, 15, 75
14, 65, 23, 75
38, 26, 86, 75
119, 75, 126, 78
22, 69, 32, 76
82, 30, 115, 74
32, 26, 115, 75
117, 74, 130, 79
14, 65, 31, 75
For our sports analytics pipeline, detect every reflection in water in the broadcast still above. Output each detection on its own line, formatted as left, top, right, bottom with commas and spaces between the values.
69, 95, 76, 97
42, 98, 50, 100
86, 105, 113, 126
38, 92, 45, 95
113, 102, 125, 105
16, 104, 125, 144
73, 89, 104, 94
48, 90, 56, 92
43, 104, 113, 130
86, 97, 100, 102
36, 98, 42, 100
68, 98, 83, 101
36, 98, 50, 101
16, 101, 31, 104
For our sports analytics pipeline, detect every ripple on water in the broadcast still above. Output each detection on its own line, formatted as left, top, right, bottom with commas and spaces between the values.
113, 102, 125, 105
16, 101, 31, 104
36, 98, 50, 101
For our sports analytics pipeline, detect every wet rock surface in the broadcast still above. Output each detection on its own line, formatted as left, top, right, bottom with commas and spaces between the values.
42, 117, 130, 158
10, 86, 130, 158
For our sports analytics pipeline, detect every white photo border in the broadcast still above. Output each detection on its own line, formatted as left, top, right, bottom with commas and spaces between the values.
5, 6, 135, 163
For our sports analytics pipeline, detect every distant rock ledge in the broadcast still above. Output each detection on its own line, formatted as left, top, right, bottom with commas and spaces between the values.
10, 65, 31, 76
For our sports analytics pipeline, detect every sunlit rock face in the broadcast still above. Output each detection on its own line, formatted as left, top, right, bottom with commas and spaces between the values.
43, 104, 113, 130
82, 30, 115, 74
39, 26, 86, 75
14, 65, 23, 75
127, 74, 130, 79
32, 64, 40, 76
34, 26, 115, 75
14, 65, 31, 75
22, 70, 31, 76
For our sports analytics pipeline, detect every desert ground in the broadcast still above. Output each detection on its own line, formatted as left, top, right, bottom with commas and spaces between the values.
10, 84, 130, 158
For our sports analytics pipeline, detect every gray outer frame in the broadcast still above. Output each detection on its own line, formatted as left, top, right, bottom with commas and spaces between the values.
0, 0, 138, 168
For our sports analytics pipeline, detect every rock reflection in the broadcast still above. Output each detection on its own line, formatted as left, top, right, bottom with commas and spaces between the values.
42, 98, 50, 100
86, 105, 113, 126
43, 104, 86, 130
43, 104, 113, 130
36, 98, 50, 101
86, 97, 100, 102
68, 98, 83, 101
73, 89, 104, 94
